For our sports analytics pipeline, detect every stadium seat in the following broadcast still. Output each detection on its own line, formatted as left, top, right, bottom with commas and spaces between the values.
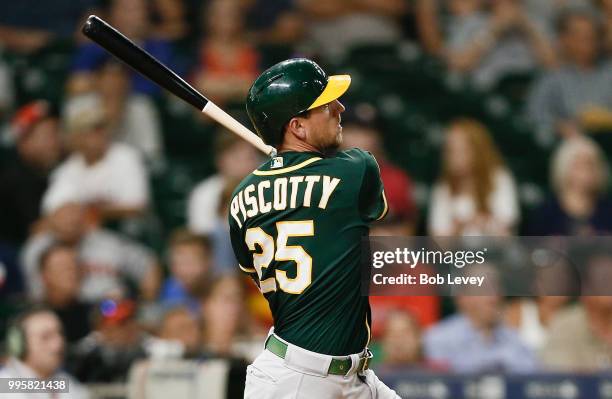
9, 40, 74, 105
128, 358, 246, 399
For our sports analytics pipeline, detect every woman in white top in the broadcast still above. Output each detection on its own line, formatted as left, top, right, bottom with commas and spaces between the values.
428, 118, 519, 236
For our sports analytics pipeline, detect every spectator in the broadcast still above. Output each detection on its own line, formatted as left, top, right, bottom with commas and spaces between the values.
21, 202, 161, 303
341, 122, 417, 235
506, 295, 570, 353
39, 244, 91, 343
599, 0, 612, 54
415, 0, 444, 57
504, 258, 573, 351
68, 0, 174, 96
541, 250, 612, 371
376, 310, 441, 373
188, 132, 261, 268
424, 264, 537, 373
421, 0, 556, 87
200, 276, 258, 360
192, 0, 260, 106
97, 61, 164, 166
527, 136, 612, 235
428, 118, 519, 236
368, 281, 440, 339
43, 93, 150, 225
156, 305, 202, 358
298, 0, 407, 60
0, 25, 51, 55
527, 8, 612, 138
68, 299, 147, 382
0, 307, 89, 399
211, 178, 247, 273
0, 101, 62, 246
159, 230, 211, 314
523, 0, 593, 31
151, 0, 191, 42
243, 0, 304, 45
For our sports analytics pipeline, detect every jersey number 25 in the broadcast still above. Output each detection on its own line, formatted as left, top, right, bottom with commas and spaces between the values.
245, 221, 313, 295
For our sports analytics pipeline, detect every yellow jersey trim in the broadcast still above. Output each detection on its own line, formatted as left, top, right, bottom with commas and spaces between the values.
239, 264, 256, 274
253, 157, 322, 176
375, 190, 389, 221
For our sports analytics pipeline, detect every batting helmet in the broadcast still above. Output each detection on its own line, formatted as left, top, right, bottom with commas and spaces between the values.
246, 58, 351, 147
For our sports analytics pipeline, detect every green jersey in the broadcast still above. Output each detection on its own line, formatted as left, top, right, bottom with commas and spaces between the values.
228, 149, 387, 356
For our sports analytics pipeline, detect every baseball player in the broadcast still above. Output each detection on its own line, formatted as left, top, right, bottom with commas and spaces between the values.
229, 58, 401, 398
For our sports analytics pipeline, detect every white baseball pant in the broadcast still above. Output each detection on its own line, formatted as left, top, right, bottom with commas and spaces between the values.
244, 347, 400, 398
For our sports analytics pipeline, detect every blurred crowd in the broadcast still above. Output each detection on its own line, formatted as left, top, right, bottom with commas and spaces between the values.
1, 0, 612, 397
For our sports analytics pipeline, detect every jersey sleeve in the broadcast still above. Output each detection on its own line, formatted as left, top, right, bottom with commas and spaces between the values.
358, 150, 388, 222
228, 204, 258, 278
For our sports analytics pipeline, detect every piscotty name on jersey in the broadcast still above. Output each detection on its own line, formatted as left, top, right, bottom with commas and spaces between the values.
229, 175, 341, 228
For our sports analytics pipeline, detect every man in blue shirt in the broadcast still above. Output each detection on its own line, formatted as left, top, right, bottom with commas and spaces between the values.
424, 264, 537, 373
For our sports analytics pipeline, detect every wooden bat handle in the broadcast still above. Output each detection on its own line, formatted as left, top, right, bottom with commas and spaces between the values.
202, 102, 277, 157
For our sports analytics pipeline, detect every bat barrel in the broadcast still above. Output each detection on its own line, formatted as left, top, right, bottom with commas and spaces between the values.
82, 15, 208, 110
82, 15, 276, 157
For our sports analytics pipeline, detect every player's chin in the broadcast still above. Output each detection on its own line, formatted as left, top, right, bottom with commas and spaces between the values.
328, 129, 342, 148
325, 137, 342, 155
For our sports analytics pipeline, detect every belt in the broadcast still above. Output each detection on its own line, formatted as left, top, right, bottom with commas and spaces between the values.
265, 334, 371, 376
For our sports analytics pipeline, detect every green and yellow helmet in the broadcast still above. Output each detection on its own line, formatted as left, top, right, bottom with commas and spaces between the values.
246, 58, 351, 147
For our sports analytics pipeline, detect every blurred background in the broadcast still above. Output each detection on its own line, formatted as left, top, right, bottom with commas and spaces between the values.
1, 0, 612, 398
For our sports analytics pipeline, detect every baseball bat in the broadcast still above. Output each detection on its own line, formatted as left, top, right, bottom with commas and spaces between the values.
81, 15, 276, 157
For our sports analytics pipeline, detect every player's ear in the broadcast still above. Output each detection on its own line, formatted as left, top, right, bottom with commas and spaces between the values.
286, 117, 307, 141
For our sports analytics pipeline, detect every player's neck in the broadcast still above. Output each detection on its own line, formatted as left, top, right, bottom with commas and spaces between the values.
278, 140, 322, 154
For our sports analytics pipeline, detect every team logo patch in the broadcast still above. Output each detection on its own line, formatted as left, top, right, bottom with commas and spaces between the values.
271, 157, 284, 169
